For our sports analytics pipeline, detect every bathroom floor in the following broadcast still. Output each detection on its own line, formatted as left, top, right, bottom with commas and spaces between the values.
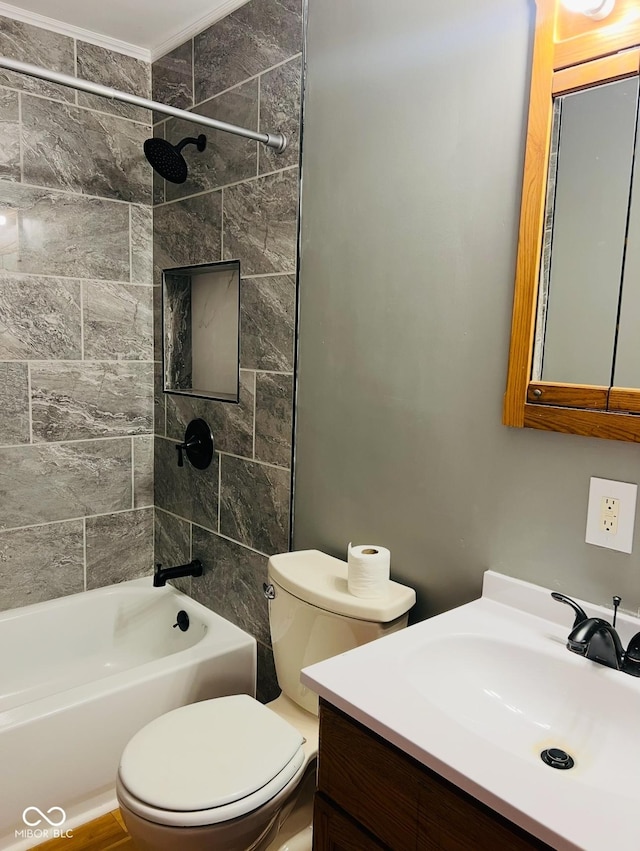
34, 810, 136, 851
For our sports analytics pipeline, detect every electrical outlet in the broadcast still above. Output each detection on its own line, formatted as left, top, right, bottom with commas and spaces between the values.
586, 478, 637, 553
600, 496, 619, 534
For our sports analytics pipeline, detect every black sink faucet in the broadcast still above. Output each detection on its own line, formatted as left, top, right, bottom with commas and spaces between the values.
153, 559, 203, 587
552, 592, 640, 676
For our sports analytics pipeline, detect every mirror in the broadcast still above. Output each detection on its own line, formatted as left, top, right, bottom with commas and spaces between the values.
503, 0, 640, 442
535, 76, 639, 387
163, 260, 240, 402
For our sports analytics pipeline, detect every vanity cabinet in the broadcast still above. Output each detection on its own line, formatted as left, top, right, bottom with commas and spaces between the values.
313, 700, 551, 851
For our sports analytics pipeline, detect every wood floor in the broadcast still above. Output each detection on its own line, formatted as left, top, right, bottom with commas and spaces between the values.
34, 810, 137, 851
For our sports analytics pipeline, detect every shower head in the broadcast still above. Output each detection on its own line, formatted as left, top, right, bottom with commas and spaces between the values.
143, 134, 207, 184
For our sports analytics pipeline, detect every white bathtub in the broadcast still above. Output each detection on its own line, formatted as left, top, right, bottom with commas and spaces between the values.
0, 578, 256, 851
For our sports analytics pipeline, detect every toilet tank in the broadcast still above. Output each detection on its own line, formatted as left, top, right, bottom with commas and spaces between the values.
267, 550, 416, 715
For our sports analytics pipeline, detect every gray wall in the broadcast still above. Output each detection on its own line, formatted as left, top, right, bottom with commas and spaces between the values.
151, 0, 302, 700
0, 17, 155, 610
293, 0, 640, 622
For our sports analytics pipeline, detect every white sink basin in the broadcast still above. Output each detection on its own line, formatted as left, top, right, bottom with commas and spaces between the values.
402, 633, 640, 798
301, 571, 640, 851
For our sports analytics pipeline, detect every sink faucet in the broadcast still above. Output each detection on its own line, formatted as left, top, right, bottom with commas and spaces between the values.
552, 592, 640, 676
153, 559, 203, 587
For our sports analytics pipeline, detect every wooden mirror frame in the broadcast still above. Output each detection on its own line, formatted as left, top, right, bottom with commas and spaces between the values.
503, 0, 640, 442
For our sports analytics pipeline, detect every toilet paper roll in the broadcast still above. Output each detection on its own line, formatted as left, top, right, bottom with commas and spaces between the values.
347, 543, 391, 598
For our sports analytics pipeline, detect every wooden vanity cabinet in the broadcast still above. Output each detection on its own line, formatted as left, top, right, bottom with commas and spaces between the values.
313, 700, 552, 851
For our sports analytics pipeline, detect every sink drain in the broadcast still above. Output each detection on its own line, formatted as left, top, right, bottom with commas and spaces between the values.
540, 748, 574, 770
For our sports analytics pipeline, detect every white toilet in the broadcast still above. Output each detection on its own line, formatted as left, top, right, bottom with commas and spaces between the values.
116, 549, 415, 851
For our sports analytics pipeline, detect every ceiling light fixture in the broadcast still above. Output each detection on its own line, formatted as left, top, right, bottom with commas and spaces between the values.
560, 0, 616, 20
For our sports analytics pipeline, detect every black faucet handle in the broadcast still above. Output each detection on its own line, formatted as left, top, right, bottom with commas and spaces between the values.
551, 592, 589, 629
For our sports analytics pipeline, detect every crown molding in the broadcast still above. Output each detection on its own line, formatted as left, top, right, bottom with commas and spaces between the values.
151, 0, 249, 61
0, 1, 150, 61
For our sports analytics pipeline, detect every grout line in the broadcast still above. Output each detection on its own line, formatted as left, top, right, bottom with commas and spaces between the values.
0, 505, 153, 536
152, 435, 291, 473
256, 73, 261, 177
73, 39, 78, 107
2, 175, 146, 208
252, 369, 257, 460
153, 164, 298, 209
189, 521, 193, 562
131, 436, 135, 509
220, 187, 224, 259
0, 358, 156, 364
0, 432, 153, 450
0, 268, 154, 286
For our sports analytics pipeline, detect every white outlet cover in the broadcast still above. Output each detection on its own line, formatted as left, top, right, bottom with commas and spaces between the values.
586, 477, 638, 554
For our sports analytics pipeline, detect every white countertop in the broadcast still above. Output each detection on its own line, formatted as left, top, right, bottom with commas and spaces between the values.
301, 571, 640, 851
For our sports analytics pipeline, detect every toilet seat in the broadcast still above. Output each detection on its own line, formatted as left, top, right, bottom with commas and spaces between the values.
117, 694, 306, 827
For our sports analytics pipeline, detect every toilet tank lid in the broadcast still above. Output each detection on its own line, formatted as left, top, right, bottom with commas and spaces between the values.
268, 550, 416, 622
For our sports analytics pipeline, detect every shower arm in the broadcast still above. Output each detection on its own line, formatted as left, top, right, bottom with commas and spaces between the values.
0, 55, 287, 154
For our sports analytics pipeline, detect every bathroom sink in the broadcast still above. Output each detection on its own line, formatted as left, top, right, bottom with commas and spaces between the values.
401, 632, 640, 794
301, 571, 640, 851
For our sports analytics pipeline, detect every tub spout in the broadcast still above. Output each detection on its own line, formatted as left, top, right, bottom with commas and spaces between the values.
153, 559, 203, 587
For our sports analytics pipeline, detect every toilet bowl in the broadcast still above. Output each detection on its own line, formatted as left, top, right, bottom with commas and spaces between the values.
117, 550, 416, 850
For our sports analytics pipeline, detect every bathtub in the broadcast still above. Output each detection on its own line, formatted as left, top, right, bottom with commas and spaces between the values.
0, 578, 256, 851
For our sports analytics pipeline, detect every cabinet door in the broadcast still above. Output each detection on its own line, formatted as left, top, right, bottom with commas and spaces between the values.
313, 793, 388, 851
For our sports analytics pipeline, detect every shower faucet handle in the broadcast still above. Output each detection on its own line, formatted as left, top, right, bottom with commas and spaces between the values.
175, 436, 199, 467
174, 419, 214, 470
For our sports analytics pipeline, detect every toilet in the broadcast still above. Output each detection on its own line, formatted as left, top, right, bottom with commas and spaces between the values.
116, 549, 415, 851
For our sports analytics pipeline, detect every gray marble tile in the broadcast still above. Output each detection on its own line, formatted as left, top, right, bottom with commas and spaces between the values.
0, 88, 20, 182
191, 525, 269, 644
0, 204, 18, 268
155, 506, 191, 571
194, 0, 303, 103
154, 285, 163, 358
220, 454, 289, 554
257, 640, 280, 704
0, 520, 84, 610
0, 17, 75, 103
152, 41, 193, 117
163, 273, 192, 390
152, 123, 165, 205
255, 372, 292, 467
76, 41, 151, 124
165, 79, 259, 202
0, 363, 29, 445
31, 362, 153, 442
134, 435, 154, 508
154, 435, 218, 531
86, 508, 154, 588
154, 192, 222, 276
0, 274, 81, 360
0, 439, 132, 530
0, 183, 130, 280
166, 370, 254, 458
223, 170, 298, 274
240, 275, 295, 370
21, 96, 151, 205
83, 281, 153, 361
155, 362, 166, 435
131, 205, 154, 284
259, 55, 302, 174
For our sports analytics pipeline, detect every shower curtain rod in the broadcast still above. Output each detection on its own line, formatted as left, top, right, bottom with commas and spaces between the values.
0, 55, 288, 153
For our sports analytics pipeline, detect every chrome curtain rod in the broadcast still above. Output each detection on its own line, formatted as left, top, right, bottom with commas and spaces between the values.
0, 55, 287, 153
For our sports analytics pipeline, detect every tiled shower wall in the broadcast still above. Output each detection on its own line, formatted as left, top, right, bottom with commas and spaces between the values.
152, 0, 302, 700
0, 17, 155, 610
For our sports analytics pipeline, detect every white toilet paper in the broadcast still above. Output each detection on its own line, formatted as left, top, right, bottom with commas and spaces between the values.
347, 543, 391, 598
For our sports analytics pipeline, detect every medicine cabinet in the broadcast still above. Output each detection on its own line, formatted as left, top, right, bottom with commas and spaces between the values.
163, 260, 240, 403
503, 0, 640, 442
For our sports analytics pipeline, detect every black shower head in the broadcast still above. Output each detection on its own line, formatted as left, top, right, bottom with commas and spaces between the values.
143, 134, 207, 184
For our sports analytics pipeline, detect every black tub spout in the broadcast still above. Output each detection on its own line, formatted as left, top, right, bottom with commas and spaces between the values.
153, 559, 203, 587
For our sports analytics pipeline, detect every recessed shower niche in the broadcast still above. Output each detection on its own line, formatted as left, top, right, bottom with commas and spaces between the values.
163, 261, 240, 402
